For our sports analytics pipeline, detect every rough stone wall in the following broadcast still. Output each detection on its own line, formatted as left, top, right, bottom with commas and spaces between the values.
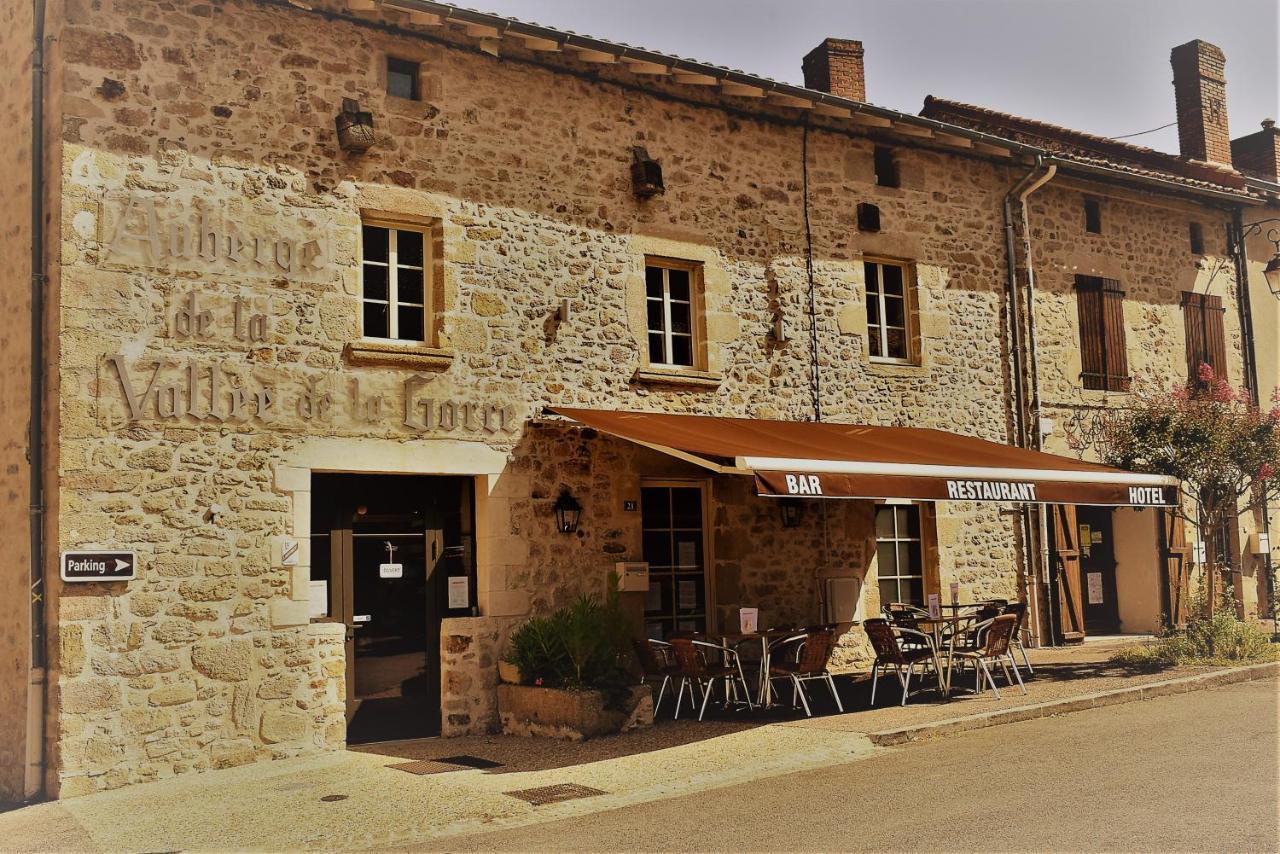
44, 0, 1242, 796
1028, 179, 1260, 615
0, 0, 36, 802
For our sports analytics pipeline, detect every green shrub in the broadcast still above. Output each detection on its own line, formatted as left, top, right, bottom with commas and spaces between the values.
503, 574, 634, 702
1111, 603, 1278, 671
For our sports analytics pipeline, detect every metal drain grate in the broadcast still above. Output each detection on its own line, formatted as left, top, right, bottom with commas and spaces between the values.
387, 760, 470, 776
503, 783, 606, 806
435, 754, 504, 769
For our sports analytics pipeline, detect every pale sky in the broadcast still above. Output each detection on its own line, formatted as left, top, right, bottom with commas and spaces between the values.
465, 0, 1280, 156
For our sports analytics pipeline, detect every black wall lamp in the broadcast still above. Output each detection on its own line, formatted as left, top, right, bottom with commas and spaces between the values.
779, 498, 804, 528
630, 147, 664, 198
553, 488, 583, 534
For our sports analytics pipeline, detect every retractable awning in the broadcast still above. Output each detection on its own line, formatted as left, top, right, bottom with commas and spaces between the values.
550, 408, 1178, 507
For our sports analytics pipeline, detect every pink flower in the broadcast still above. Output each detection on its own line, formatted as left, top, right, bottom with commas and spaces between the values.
1260, 463, 1276, 482
1173, 385, 1190, 402
1198, 363, 1216, 383
534, 677, 544, 686
1213, 381, 1234, 403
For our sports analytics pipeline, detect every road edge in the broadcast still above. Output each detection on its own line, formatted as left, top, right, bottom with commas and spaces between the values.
866, 660, 1280, 746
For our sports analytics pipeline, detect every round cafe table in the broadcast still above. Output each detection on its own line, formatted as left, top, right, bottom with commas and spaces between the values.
910, 613, 978, 697
695, 629, 801, 708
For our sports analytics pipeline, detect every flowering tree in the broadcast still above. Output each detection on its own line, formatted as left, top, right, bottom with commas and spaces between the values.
1068, 365, 1280, 616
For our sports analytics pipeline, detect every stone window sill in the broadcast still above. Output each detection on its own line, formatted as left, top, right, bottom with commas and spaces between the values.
632, 367, 723, 389
344, 341, 455, 371
866, 357, 928, 377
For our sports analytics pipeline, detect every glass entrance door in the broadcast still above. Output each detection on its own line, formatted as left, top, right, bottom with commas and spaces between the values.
348, 517, 436, 744
311, 474, 474, 744
641, 483, 708, 639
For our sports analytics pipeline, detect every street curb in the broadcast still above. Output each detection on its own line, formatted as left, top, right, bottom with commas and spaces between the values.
866, 661, 1280, 746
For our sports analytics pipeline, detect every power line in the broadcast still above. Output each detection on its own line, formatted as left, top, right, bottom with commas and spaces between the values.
1112, 120, 1178, 140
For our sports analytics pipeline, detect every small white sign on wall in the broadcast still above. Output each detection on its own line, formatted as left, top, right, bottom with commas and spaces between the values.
448, 576, 470, 609
1087, 572, 1104, 605
379, 563, 403, 579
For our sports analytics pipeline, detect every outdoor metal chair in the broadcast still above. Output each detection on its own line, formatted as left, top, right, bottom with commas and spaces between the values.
882, 603, 932, 651
950, 614, 1025, 699
631, 637, 681, 716
999, 601, 1033, 674
768, 629, 843, 716
667, 637, 755, 721
863, 618, 940, 706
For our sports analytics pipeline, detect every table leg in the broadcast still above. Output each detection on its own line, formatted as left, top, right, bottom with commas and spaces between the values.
943, 629, 957, 697
930, 626, 947, 697
758, 637, 770, 708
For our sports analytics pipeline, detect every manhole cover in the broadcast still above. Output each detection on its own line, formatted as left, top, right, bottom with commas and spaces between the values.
436, 755, 504, 769
503, 783, 606, 806
387, 760, 469, 776
319, 794, 349, 802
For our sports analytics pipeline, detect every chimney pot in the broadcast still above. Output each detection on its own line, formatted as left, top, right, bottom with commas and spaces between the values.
802, 38, 866, 102
1170, 39, 1232, 166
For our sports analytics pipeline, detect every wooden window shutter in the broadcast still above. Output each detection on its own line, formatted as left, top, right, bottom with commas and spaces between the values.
1099, 278, 1130, 391
1181, 291, 1227, 384
1181, 291, 1208, 382
1075, 276, 1107, 391
1051, 503, 1085, 642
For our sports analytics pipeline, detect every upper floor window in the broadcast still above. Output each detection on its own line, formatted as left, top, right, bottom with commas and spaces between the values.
873, 146, 899, 188
1188, 222, 1205, 255
856, 202, 881, 233
645, 258, 702, 369
361, 220, 428, 342
865, 259, 913, 362
386, 57, 421, 100
1084, 198, 1103, 234
1074, 275, 1130, 392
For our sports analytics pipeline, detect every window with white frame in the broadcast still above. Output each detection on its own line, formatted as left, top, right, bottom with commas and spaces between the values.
361, 221, 428, 342
645, 259, 700, 368
865, 260, 911, 362
876, 504, 924, 607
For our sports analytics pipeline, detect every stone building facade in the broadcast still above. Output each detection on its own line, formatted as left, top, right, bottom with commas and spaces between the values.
1, 0, 1276, 800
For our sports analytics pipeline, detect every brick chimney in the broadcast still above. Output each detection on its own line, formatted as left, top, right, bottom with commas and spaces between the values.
802, 38, 865, 102
1170, 39, 1232, 166
1231, 119, 1280, 181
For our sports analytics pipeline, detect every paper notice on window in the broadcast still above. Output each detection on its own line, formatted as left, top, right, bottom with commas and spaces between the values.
447, 576, 470, 609
678, 579, 698, 610
309, 580, 328, 618
677, 541, 698, 568
1087, 572, 1104, 605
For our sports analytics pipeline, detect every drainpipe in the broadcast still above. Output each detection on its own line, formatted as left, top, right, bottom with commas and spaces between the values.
1229, 208, 1275, 633
28, 0, 48, 801
1003, 158, 1055, 646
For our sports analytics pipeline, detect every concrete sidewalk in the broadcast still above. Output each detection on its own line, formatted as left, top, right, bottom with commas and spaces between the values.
0, 641, 1272, 852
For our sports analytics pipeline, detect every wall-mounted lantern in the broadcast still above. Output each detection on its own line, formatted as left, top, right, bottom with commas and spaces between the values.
553, 488, 583, 534
630, 147, 664, 198
779, 498, 804, 529
335, 98, 376, 153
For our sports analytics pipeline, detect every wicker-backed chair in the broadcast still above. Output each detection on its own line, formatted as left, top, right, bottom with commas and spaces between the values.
768, 629, 843, 716
864, 618, 939, 706
951, 614, 1025, 698
632, 638, 680, 716
1000, 601, 1033, 674
668, 637, 754, 720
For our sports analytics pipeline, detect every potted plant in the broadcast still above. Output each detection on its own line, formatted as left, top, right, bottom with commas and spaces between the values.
498, 576, 651, 739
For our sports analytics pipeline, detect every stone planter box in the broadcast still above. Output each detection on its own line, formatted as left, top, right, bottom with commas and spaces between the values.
497, 660, 523, 685
497, 683, 653, 740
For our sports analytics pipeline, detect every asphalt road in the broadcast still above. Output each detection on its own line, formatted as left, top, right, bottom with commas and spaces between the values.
425, 679, 1279, 853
